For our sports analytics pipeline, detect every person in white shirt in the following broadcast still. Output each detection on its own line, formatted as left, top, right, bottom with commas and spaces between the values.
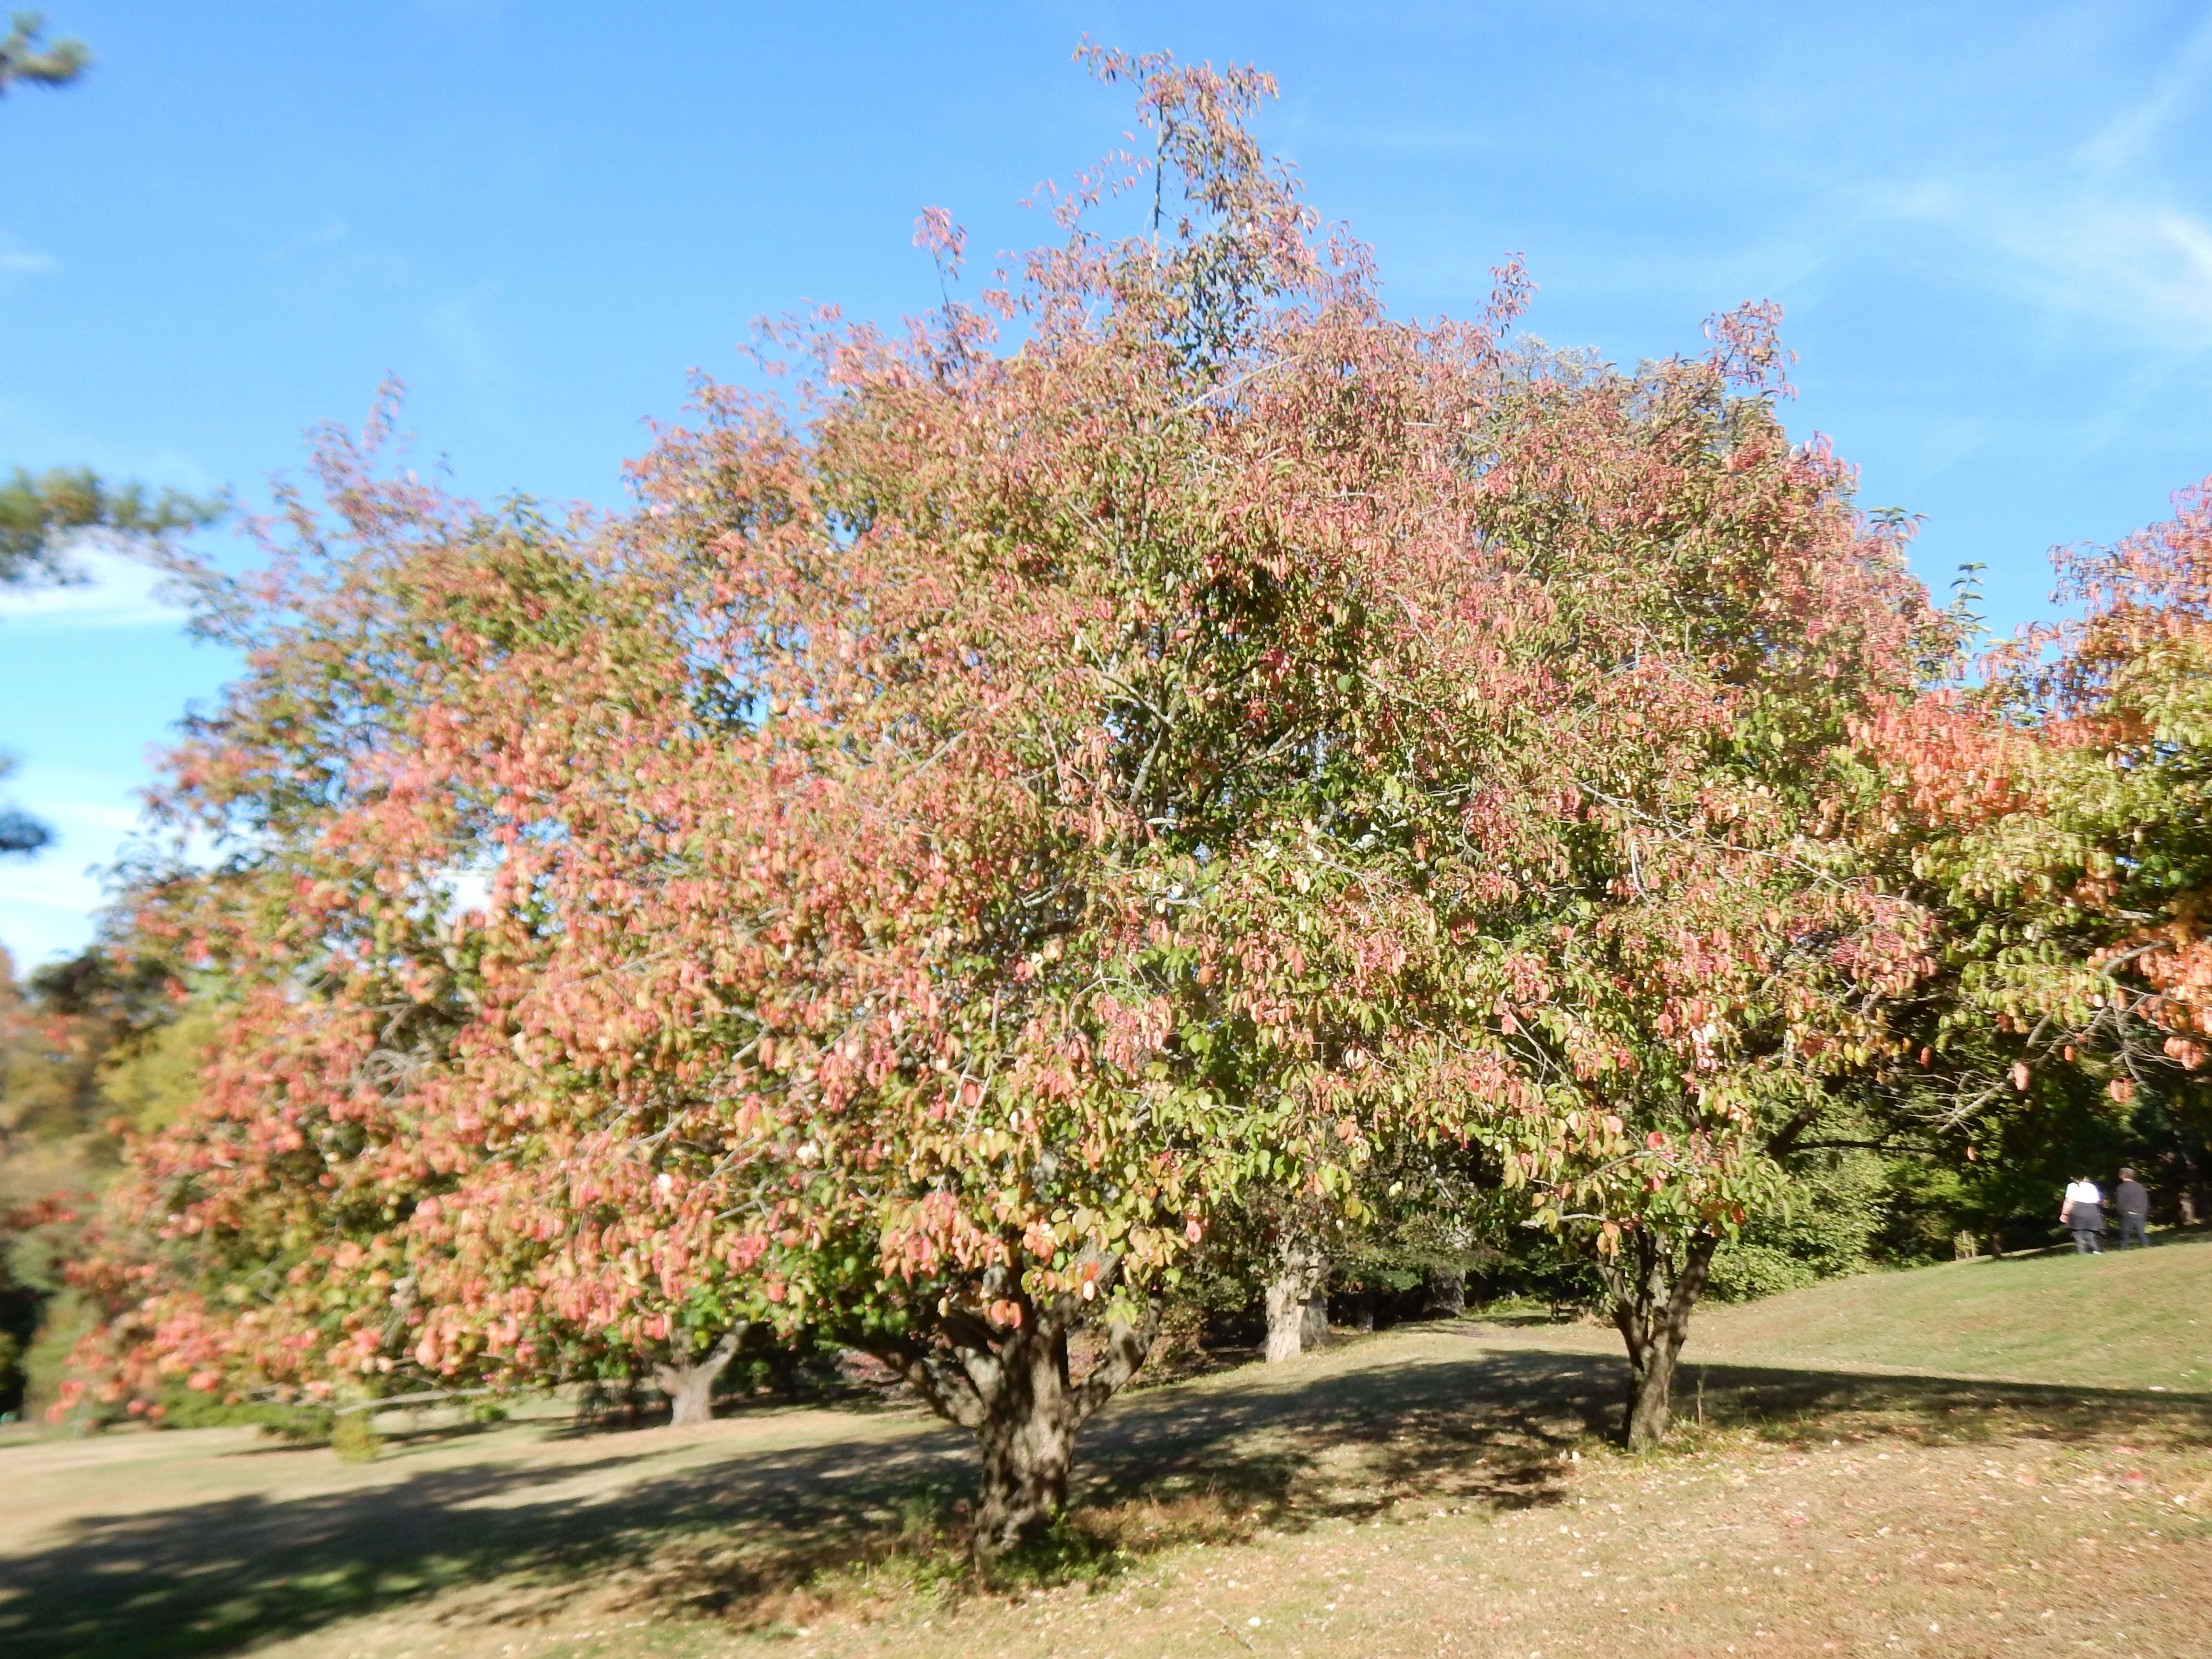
2060, 1177, 2105, 1254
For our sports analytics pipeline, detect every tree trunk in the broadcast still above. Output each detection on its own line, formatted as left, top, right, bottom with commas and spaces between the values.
1343, 1286, 1376, 1333
971, 1321, 1082, 1557
651, 1329, 743, 1428
889, 1283, 1160, 1562
1602, 1229, 1718, 1451
1264, 1240, 1329, 1362
1424, 1266, 1467, 1318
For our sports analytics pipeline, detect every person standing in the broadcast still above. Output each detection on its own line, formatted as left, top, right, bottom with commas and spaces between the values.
2114, 1167, 2153, 1248
2061, 1176, 2105, 1253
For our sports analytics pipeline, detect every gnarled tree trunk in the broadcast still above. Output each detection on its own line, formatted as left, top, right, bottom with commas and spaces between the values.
1424, 1266, 1466, 1318
1599, 1228, 1718, 1451
651, 1328, 744, 1427
1263, 1238, 1329, 1362
888, 1274, 1160, 1561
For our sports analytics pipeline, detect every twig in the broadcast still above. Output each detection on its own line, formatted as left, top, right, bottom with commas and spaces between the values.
1208, 1609, 1257, 1652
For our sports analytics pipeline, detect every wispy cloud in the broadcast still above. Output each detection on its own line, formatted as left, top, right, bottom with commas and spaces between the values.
1878, 180, 2212, 355
0, 547, 193, 629
2076, 6, 2212, 177
0, 763, 155, 965
1887, 7, 2212, 358
0, 235, 57, 276
0, 229, 59, 297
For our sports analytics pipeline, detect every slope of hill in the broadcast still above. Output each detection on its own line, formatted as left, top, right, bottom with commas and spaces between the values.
1667, 1227, 2212, 1392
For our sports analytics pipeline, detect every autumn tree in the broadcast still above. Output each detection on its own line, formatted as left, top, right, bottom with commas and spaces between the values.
54, 424, 777, 1430
78, 48, 1524, 1547
1427, 335, 1960, 1447
1858, 477, 2212, 1219
74, 42, 1966, 1533
0, 938, 193, 1413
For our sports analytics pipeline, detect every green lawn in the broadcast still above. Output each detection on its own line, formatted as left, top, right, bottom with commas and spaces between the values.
1670, 1226, 2212, 1393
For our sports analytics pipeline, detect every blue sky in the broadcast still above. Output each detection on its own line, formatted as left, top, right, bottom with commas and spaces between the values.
4, 0, 2212, 965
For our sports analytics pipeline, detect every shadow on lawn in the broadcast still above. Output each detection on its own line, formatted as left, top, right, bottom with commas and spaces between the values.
4, 1344, 2208, 1659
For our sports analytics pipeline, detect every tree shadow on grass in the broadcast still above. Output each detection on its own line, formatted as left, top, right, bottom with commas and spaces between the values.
0, 1430, 976, 1659
4, 1343, 2208, 1659
1660, 1355, 2212, 1449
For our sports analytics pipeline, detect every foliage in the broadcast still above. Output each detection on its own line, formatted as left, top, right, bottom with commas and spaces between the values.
0, 10, 86, 97
1704, 1149, 1886, 1301
0, 943, 196, 1414
0, 757, 49, 857
1857, 474, 2212, 1230
67, 41, 1969, 1514
1396, 335, 1965, 1444
0, 466, 222, 589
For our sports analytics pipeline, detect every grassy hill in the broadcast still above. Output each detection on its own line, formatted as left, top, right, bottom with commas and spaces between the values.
1669, 1226, 2212, 1393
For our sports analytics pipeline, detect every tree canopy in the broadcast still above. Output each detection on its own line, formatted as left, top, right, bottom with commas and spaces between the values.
51, 42, 2212, 1558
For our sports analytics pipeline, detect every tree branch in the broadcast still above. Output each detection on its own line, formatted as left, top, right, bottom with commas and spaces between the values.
1073, 1301, 1162, 1423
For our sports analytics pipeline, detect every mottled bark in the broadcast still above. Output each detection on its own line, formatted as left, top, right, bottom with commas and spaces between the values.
1263, 1239, 1329, 1362
651, 1328, 743, 1427
1600, 1229, 1718, 1451
887, 1268, 1160, 1560
1424, 1266, 1467, 1318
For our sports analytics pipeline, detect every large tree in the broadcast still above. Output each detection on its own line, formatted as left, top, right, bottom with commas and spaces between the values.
72, 43, 1960, 1540
72, 51, 1509, 1547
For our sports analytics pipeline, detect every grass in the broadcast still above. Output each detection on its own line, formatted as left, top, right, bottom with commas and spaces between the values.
1668, 1226, 2212, 1392
0, 1234, 2205, 1658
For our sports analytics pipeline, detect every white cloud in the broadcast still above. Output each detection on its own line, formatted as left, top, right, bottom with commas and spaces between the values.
0, 764, 156, 966
1887, 183, 2212, 353
2076, 7, 2212, 177
0, 546, 194, 629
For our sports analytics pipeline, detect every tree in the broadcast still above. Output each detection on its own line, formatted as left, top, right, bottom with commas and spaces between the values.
1860, 475, 2212, 1217
0, 467, 219, 589
0, 10, 86, 96
0, 939, 191, 1413
0, 16, 218, 590
54, 429, 737, 1429
73, 43, 1959, 1541
76, 48, 1516, 1549
1375, 331, 1959, 1448
0, 757, 48, 856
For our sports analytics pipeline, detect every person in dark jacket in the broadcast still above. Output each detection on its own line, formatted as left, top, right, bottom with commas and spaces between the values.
2061, 1177, 2105, 1253
2114, 1167, 2152, 1248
